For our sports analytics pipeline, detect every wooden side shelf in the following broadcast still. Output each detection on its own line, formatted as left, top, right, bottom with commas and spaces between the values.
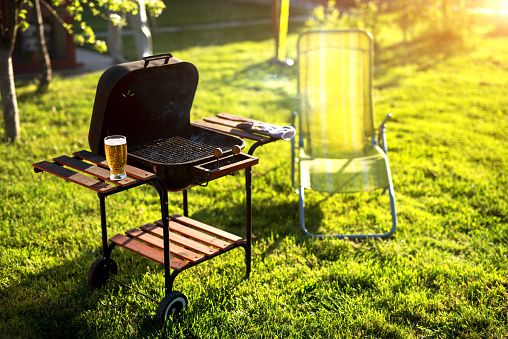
33, 150, 156, 192
191, 113, 274, 144
33, 161, 117, 193
109, 216, 246, 273
73, 150, 155, 180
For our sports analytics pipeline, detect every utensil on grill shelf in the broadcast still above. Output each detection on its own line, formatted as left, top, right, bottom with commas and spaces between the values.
213, 148, 223, 168
213, 145, 242, 168
232, 145, 242, 160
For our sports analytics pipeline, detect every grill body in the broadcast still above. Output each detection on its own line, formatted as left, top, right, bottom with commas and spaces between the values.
89, 54, 246, 190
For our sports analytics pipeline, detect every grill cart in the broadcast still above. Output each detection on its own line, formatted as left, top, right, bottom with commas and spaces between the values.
33, 53, 291, 324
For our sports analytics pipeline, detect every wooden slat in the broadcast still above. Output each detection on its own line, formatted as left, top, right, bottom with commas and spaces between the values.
216, 113, 261, 123
191, 120, 271, 143
109, 234, 190, 271
72, 150, 108, 168
203, 116, 249, 130
73, 150, 156, 180
33, 161, 116, 193
141, 224, 218, 256
170, 214, 245, 244
53, 155, 137, 186
155, 220, 233, 250
125, 229, 204, 263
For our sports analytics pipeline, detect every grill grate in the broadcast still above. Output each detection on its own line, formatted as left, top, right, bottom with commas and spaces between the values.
129, 134, 237, 164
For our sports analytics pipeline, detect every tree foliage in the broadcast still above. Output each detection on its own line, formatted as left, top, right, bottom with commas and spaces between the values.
307, 0, 487, 43
41, 0, 165, 53
0, 0, 165, 143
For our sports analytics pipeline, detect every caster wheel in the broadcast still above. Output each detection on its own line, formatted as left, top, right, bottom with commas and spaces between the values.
87, 257, 118, 288
156, 291, 188, 324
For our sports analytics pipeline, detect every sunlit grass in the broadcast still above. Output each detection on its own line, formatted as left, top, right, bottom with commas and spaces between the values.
1, 10, 508, 339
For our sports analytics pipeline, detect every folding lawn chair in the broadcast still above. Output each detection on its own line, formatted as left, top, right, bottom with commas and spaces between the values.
291, 29, 397, 239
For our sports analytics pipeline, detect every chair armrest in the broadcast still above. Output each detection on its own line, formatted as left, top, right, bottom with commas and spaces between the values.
378, 113, 392, 154
290, 111, 297, 127
291, 111, 297, 189
380, 113, 393, 127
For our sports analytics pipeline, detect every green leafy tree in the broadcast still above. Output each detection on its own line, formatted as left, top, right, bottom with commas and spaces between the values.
0, 0, 24, 143
393, 0, 482, 43
305, 0, 389, 47
35, 0, 52, 90
0, 0, 165, 143
392, 0, 430, 43
306, 0, 345, 29
349, 0, 389, 40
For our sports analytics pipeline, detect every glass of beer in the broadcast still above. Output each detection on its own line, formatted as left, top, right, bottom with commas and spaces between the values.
104, 135, 127, 180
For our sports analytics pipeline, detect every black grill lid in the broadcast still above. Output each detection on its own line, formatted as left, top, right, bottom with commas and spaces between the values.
88, 54, 199, 156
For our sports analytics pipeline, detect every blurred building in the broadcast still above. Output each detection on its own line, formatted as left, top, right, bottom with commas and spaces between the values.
12, 2, 80, 74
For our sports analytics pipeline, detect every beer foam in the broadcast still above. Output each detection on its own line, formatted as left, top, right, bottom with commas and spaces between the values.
104, 137, 126, 146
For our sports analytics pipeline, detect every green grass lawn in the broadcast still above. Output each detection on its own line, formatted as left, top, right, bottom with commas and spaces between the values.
1, 9, 508, 339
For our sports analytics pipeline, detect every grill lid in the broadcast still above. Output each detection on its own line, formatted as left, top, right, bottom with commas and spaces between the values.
88, 54, 199, 156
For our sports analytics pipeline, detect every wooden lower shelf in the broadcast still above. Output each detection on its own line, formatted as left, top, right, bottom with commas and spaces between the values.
109, 216, 246, 272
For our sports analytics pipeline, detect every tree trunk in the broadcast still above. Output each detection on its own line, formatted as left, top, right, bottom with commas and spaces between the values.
0, 48, 20, 143
34, 0, 52, 90
271, 0, 280, 62
441, 0, 448, 32
0, 0, 22, 143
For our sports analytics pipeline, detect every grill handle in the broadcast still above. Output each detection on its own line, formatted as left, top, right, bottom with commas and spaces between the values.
143, 53, 173, 68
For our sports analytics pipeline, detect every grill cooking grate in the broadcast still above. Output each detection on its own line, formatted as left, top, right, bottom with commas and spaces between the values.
129, 134, 238, 164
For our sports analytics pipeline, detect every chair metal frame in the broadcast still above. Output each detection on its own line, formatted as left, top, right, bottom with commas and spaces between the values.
291, 29, 397, 239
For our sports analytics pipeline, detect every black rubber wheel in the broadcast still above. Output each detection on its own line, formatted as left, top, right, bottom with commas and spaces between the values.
156, 291, 188, 324
87, 257, 118, 288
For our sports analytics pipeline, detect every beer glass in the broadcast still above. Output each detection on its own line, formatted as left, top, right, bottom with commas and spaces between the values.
104, 135, 127, 180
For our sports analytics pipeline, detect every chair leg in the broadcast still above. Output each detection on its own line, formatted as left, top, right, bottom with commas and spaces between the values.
299, 185, 397, 239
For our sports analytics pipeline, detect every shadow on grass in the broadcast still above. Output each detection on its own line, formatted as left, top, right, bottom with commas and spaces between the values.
375, 30, 470, 88
0, 252, 113, 338
0, 247, 195, 337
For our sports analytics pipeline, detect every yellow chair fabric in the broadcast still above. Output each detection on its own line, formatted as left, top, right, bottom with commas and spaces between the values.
298, 30, 391, 193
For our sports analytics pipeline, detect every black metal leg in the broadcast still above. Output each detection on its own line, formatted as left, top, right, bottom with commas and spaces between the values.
105, 242, 116, 256
167, 270, 180, 292
99, 194, 109, 261
183, 189, 188, 217
245, 166, 252, 278
244, 141, 263, 279
150, 179, 172, 294
248, 142, 262, 156
161, 189, 171, 294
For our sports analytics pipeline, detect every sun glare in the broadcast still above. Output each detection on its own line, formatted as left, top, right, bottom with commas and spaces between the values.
495, 0, 508, 12
478, 0, 508, 15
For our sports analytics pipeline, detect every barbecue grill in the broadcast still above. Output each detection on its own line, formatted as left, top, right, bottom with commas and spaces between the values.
33, 53, 264, 324
88, 53, 255, 191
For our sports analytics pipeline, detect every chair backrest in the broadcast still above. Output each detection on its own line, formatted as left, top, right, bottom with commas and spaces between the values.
298, 30, 375, 160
